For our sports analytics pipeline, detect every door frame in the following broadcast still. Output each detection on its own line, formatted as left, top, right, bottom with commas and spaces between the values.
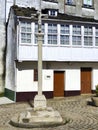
53, 70, 65, 97
81, 67, 92, 94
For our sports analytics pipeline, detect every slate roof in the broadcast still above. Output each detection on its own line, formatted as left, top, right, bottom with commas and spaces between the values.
11, 5, 98, 23
11, 5, 37, 17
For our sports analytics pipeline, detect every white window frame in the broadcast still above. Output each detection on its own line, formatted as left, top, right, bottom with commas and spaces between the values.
72, 25, 81, 46
66, 0, 73, 5
95, 27, 98, 46
48, 10, 57, 17
83, 0, 93, 7
60, 24, 70, 45
48, 23, 57, 45
84, 26, 93, 46
20, 21, 32, 45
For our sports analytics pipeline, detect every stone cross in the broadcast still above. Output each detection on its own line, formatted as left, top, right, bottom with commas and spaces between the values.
34, 0, 47, 110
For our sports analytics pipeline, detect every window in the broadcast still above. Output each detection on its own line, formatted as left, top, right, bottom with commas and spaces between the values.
48, 10, 57, 16
72, 25, 81, 45
43, 0, 58, 3
66, 0, 73, 5
34, 69, 38, 81
20, 22, 31, 43
35, 23, 45, 44
48, 24, 57, 44
60, 24, 70, 45
95, 27, 98, 46
83, 0, 93, 7
84, 26, 93, 46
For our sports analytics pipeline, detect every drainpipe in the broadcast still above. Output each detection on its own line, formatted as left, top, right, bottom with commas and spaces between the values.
13, 0, 16, 5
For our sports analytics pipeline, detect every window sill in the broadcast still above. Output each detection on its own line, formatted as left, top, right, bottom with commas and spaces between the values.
19, 43, 33, 46
43, 0, 58, 3
82, 5, 95, 10
65, 3, 76, 7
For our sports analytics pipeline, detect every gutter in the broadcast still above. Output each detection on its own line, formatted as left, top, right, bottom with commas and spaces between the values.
17, 15, 98, 25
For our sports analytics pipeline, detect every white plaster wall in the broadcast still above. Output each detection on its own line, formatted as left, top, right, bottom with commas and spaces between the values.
16, 69, 35, 92
16, 69, 53, 92
92, 69, 98, 90
65, 69, 80, 91
5, 11, 16, 91
19, 45, 98, 62
42, 70, 53, 91
15, 62, 98, 92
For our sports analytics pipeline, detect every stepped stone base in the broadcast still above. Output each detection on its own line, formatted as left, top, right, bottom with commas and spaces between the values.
10, 107, 65, 128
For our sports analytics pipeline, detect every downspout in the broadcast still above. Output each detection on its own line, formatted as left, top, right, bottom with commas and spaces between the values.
13, 0, 16, 5
5, 0, 6, 23
14, 18, 19, 102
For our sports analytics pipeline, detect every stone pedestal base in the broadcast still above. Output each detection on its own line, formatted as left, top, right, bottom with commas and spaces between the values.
34, 94, 46, 111
10, 107, 65, 128
10, 95, 66, 128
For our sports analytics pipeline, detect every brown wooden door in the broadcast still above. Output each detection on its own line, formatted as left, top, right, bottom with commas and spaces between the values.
54, 71, 64, 97
81, 68, 92, 94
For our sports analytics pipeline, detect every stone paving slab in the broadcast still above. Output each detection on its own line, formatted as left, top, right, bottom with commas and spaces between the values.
0, 97, 14, 105
0, 95, 98, 130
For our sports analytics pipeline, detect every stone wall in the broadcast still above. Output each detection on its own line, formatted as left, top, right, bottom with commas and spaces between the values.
0, 0, 5, 94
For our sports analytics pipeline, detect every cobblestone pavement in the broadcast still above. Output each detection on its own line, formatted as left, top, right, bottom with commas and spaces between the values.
0, 95, 98, 130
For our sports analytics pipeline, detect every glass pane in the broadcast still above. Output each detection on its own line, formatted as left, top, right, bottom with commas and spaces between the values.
96, 28, 98, 36
84, 26, 92, 35
48, 24, 57, 33
95, 37, 98, 46
21, 27, 26, 32
61, 24, 69, 34
21, 33, 26, 38
67, 0, 72, 4
21, 38, 26, 43
83, 0, 92, 6
73, 25, 81, 35
21, 22, 31, 43
84, 36, 92, 46
48, 35, 57, 44
27, 27, 31, 32
27, 34, 31, 38
72, 36, 81, 45
60, 35, 69, 45
27, 39, 31, 43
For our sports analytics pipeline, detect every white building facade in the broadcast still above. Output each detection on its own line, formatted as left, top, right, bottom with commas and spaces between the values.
5, 5, 98, 101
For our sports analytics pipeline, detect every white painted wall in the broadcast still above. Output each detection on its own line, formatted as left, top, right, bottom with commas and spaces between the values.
42, 70, 53, 91
92, 69, 98, 90
18, 45, 98, 62
16, 68, 53, 92
16, 69, 35, 92
5, 11, 16, 91
13, 61, 98, 93
65, 69, 80, 91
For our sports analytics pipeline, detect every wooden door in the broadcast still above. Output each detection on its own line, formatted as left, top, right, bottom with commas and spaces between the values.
54, 71, 64, 97
81, 68, 92, 94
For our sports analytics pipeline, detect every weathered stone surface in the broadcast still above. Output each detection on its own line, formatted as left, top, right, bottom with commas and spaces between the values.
34, 95, 47, 110
10, 106, 64, 128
